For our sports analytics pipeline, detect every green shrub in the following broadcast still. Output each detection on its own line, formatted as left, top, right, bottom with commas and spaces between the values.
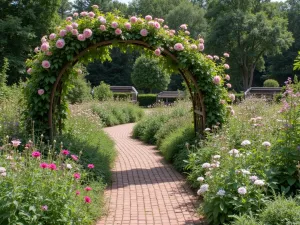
263, 79, 280, 87
138, 94, 157, 107
231, 215, 260, 225
113, 92, 131, 100
93, 81, 113, 101
67, 76, 92, 104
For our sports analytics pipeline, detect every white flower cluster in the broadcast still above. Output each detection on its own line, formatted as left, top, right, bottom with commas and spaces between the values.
197, 177, 205, 182
197, 184, 209, 195
241, 140, 251, 146
216, 189, 226, 196
238, 187, 247, 195
228, 149, 239, 157
0, 167, 6, 177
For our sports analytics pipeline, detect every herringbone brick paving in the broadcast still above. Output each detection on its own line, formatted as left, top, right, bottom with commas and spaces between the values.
97, 123, 203, 225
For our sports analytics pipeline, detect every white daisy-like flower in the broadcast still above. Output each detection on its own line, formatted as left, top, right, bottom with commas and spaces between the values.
254, 180, 265, 186
238, 187, 247, 195
66, 164, 72, 169
241, 140, 251, 146
202, 163, 211, 169
216, 189, 226, 196
204, 128, 211, 132
262, 141, 271, 147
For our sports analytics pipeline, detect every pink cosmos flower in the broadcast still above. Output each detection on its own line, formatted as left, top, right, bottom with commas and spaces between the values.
91, 5, 99, 9
140, 29, 148, 37
98, 17, 106, 24
61, 149, 70, 155
180, 24, 187, 30
224, 53, 230, 57
154, 48, 161, 56
213, 76, 221, 85
80, 11, 88, 17
56, 39, 65, 49
66, 25, 73, 32
83, 29, 93, 38
41, 205, 48, 211
77, 34, 86, 41
38, 89, 45, 95
225, 74, 230, 81
198, 43, 204, 51
145, 15, 152, 21
130, 16, 137, 23
11, 140, 21, 147
124, 22, 131, 30
27, 68, 32, 74
74, 173, 80, 179
99, 25, 106, 31
115, 28, 122, 35
174, 43, 184, 51
66, 17, 72, 21
158, 18, 164, 23
154, 22, 161, 29
190, 44, 197, 50
71, 155, 79, 161
59, 30, 67, 37
185, 31, 190, 35
224, 64, 230, 69
73, 12, 79, 17
111, 22, 118, 28
84, 196, 91, 203
48, 163, 57, 170
88, 11, 95, 18
72, 29, 78, 36
41, 42, 50, 52
199, 38, 204, 43
42, 60, 50, 69
226, 83, 232, 88
34, 47, 40, 53
85, 186, 92, 191
72, 22, 78, 29
87, 164, 94, 169
32, 151, 41, 158
40, 162, 48, 169
163, 25, 169, 29
49, 33, 56, 40
76, 190, 80, 196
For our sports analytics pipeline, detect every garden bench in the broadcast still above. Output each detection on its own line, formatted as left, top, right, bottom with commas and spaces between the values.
110, 86, 138, 102
156, 91, 185, 103
244, 87, 282, 99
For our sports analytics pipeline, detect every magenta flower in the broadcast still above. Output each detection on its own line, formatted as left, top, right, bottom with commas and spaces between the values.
85, 186, 92, 191
140, 29, 148, 37
59, 29, 67, 37
198, 43, 204, 51
111, 21, 118, 28
42, 60, 50, 69
71, 155, 78, 161
154, 48, 161, 56
174, 43, 184, 51
38, 89, 45, 95
145, 15, 152, 21
48, 163, 57, 170
49, 33, 56, 40
74, 173, 80, 179
56, 39, 65, 49
32, 151, 41, 158
84, 196, 91, 203
77, 34, 86, 41
87, 164, 94, 169
130, 16, 137, 23
154, 22, 161, 29
213, 76, 221, 85
40, 162, 48, 169
115, 28, 122, 35
40, 42, 50, 52
99, 25, 106, 31
83, 29, 93, 38
61, 149, 70, 155
124, 22, 131, 30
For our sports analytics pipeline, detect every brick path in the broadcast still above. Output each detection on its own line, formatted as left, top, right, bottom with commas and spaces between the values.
97, 123, 203, 225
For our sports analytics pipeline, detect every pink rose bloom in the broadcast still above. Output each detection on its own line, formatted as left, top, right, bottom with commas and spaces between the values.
185, 31, 190, 35
213, 76, 221, 85
38, 89, 45, 95
49, 33, 56, 40
130, 16, 137, 23
27, 68, 32, 74
145, 15, 152, 21
154, 48, 161, 56
34, 47, 40, 53
140, 29, 148, 37
91, 5, 99, 9
11, 140, 21, 147
191, 44, 197, 50
225, 74, 230, 80
148, 21, 155, 27
124, 22, 131, 30
74, 173, 80, 179
229, 93, 235, 101
32, 151, 41, 158
84, 196, 91, 203
198, 43, 204, 51
73, 12, 79, 17
61, 149, 69, 155
59, 30, 67, 37
154, 22, 161, 29
224, 64, 230, 69
56, 39, 65, 49
72, 29, 78, 36
199, 38, 204, 43
41, 36, 47, 43
214, 55, 219, 60
75, 190, 80, 196
207, 55, 213, 60
180, 24, 187, 30
72, 22, 78, 29
41, 42, 50, 52
78, 34, 85, 41
66, 25, 73, 32
80, 11, 88, 17
115, 28, 122, 35
226, 83, 232, 88
158, 18, 164, 23
48, 163, 57, 170
170, 30, 176, 34
99, 25, 106, 31
163, 25, 169, 29
71, 154, 79, 161
40, 162, 48, 169
224, 52, 230, 57
98, 17, 106, 24
83, 28, 92, 38
42, 60, 50, 69
220, 99, 226, 104
111, 22, 118, 28
88, 11, 95, 18
85, 186, 92, 191
87, 164, 95, 169
66, 16, 72, 21
174, 43, 184, 51
46, 51, 52, 56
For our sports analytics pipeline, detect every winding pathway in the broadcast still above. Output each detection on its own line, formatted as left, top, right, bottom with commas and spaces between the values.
97, 123, 203, 225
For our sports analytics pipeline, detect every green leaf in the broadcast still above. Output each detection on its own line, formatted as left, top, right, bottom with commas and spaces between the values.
287, 177, 297, 186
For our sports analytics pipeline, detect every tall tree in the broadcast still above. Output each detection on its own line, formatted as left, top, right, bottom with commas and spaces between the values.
206, 0, 293, 90
58, 0, 73, 19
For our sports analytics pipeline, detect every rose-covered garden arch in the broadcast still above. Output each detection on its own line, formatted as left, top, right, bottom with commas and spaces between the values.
25, 6, 232, 140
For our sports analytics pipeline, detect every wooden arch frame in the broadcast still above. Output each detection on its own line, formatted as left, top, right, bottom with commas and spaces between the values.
48, 40, 206, 140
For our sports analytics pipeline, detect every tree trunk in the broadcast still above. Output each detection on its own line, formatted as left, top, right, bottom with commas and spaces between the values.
241, 63, 256, 91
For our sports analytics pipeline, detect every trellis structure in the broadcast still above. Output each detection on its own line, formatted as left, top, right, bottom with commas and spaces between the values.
25, 7, 231, 140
